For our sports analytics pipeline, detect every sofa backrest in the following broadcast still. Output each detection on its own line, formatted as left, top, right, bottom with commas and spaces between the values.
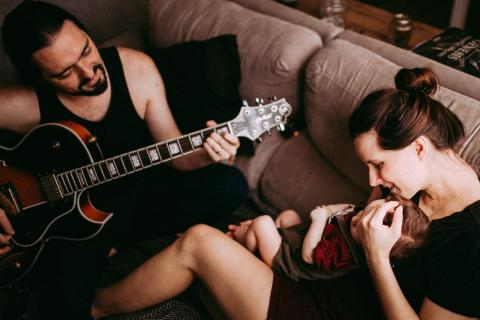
148, 0, 323, 117
305, 39, 480, 192
0, 0, 149, 86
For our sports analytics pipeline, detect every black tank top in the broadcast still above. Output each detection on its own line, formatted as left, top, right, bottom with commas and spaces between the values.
36, 47, 153, 158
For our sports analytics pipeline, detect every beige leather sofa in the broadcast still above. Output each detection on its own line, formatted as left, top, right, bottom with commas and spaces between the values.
2, 0, 479, 218
1, 0, 480, 317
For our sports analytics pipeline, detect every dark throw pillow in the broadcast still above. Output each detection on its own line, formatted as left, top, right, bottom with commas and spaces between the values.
148, 35, 253, 155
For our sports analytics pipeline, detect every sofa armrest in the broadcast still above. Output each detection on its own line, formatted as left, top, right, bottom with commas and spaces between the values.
338, 30, 480, 102
230, 0, 343, 43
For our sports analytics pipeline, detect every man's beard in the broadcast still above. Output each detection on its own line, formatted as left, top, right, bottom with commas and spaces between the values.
74, 64, 108, 96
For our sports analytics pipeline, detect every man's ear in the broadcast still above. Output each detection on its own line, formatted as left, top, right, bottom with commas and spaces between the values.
413, 136, 428, 159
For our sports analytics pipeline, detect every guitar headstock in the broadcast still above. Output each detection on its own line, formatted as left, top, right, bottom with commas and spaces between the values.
229, 97, 292, 141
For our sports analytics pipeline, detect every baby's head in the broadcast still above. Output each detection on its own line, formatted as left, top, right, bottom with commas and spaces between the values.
356, 195, 430, 260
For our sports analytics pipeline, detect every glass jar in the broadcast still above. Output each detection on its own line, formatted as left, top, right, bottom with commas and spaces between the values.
388, 13, 413, 48
318, 0, 347, 28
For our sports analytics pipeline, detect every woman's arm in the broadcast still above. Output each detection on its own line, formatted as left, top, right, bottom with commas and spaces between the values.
302, 207, 329, 264
355, 201, 474, 320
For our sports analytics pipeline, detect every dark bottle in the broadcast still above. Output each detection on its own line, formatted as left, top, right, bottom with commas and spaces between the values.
389, 13, 413, 48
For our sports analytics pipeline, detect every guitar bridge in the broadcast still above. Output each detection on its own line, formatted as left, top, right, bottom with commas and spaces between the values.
0, 183, 21, 216
40, 174, 64, 202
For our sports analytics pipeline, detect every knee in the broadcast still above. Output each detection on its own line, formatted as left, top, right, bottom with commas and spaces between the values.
177, 224, 220, 253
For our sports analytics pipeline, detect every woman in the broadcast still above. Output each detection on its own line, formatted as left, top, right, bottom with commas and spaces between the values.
92, 68, 480, 319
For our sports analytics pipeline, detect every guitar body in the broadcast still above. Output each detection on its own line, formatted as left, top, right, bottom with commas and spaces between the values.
0, 122, 112, 286
0, 97, 292, 287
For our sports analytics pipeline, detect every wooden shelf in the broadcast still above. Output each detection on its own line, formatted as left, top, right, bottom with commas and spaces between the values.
296, 0, 442, 48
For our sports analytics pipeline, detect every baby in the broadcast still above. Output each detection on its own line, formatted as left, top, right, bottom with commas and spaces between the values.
227, 195, 430, 281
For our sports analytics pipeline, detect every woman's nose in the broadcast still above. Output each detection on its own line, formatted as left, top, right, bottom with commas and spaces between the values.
369, 169, 382, 187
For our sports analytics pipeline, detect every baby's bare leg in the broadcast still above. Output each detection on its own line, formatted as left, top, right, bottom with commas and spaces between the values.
274, 209, 302, 228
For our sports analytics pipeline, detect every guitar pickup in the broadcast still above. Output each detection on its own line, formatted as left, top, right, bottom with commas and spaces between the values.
39, 174, 64, 202
0, 183, 21, 216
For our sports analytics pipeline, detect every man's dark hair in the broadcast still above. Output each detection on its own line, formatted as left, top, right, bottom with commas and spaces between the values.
1, 1, 88, 85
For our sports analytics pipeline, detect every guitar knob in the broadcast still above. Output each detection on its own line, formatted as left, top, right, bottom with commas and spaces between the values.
14, 262, 22, 269
255, 97, 264, 105
87, 135, 97, 144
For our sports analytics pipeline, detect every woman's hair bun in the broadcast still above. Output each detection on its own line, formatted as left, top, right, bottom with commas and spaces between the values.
394, 67, 438, 96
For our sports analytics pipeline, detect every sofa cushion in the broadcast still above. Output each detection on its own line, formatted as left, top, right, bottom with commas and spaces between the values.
304, 39, 480, 193
148, 0, 322, 119
259, 132, 367, 217
149, 34, 253, 155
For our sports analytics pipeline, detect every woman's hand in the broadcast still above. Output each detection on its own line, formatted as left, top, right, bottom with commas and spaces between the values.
203, 120, 240, 164
351, 200, 403, 262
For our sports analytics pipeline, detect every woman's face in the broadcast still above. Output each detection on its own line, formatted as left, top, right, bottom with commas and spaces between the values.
354, 130, 424, 199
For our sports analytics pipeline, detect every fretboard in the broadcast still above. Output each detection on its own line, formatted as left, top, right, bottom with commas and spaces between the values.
55, 123, 232, 197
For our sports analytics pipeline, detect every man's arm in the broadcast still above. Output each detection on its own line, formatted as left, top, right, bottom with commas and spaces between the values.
0, 86, 40, 134
0, 86, 40, 252
119, 47, 238, 171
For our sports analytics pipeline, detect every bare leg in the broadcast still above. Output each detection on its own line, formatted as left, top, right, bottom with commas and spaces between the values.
92, 225, 273, 320
275, 209, 302, 228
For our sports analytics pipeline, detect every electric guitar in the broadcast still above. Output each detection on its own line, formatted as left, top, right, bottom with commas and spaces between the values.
0, 98, 292, 287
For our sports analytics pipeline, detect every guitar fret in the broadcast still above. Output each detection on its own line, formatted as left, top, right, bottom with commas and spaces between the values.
82, 167, 93, 186
179, 136, 193, 153
138, 149, 151, 166
76, 169, 87, 188
189, 132, 204, 149
58, 174, 70, 195
87, 166, 99, 184
157, 143, 171, 160
167, 140, 181, 157
147, 147, 161, 163
216, 124, 230, 135
114, 157, 127, 175
122, 155, 134, 172
106, 160, 119, 177
129, 152, 142, 169
69, 171, 81, 190
94, 164, 105, 182
100, 161, 112, 180
64, 173, 75, 193
203, 128, 215, 139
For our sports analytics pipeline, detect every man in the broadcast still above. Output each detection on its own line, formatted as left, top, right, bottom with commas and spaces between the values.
0, 1, 247, 318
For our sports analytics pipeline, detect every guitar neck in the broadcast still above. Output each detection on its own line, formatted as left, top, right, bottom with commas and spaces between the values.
55, 122, 232, 197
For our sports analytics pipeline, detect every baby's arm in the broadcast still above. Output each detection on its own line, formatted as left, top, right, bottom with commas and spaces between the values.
302, 207, 329, 264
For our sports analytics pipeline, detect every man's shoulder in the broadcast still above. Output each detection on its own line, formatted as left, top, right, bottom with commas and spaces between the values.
0, 85, 40, 133
116, 47, 156, 71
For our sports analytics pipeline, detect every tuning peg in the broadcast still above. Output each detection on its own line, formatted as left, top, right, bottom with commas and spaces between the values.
255, 97, 264, 105
242, 99, 249, 107
277, 123, 285, 131
273, 96, 277, 101
255, 137, 263, 143
267, 129, 272, 135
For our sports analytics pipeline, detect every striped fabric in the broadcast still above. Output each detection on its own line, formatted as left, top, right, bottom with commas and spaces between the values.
112, 297, 205, 320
